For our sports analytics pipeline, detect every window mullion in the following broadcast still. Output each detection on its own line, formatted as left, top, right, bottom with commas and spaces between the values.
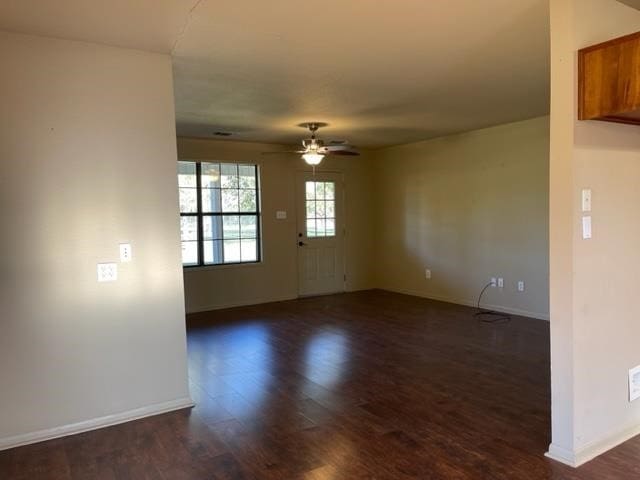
196, 162, 204, 266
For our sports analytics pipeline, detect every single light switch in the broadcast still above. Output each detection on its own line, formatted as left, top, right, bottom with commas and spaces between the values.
276, 211, 287, 220
119, 243, 132, 262
582, 216, 592, 239
582, 189, 592, 212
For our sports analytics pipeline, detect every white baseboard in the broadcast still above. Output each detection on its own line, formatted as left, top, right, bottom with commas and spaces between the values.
186, 294, 298, 314
547, 422, 640, 468
185, 286, 375, 314
545, 443, 577, 467
379, 287, 550, 321
0, 397, 195, 452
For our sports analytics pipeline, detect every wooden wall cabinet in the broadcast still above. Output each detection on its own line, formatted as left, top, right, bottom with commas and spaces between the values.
578, 31, 640, 125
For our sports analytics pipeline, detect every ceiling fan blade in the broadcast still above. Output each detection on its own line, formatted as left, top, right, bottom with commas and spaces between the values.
261, 150, 306, 155
327, 149, 360, 156
324, 144, 357, 151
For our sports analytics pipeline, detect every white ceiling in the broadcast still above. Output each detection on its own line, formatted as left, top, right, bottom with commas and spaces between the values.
0, 0, 550, 148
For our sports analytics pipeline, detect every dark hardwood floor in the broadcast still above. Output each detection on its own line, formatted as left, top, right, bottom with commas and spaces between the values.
2, 290, 640, 479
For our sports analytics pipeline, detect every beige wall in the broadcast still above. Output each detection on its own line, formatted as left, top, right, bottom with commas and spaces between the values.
0, 32, 191, 448
371, 117, 550, 319
548, 0, 640, 466
177, 138, 374, 313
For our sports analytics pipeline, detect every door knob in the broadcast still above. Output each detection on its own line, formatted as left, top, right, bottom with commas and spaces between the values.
298, 241, 307, 247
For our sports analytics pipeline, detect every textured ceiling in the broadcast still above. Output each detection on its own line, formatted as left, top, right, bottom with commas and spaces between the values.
1, 0, 550, 148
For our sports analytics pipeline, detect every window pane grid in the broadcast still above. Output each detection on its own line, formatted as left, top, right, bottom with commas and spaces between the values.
305, 181, 336, 238
180, 161, 260, 266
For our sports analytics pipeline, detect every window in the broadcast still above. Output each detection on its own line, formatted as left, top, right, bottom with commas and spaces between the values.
178, 161, 261, 266
305, 181, 336, 237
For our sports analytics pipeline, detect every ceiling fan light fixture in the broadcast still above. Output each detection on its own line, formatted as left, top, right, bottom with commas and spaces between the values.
302, 152, 324, 165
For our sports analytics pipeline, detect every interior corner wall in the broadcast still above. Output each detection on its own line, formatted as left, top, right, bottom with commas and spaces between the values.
0, 31, 191, 448
176, 138, 375, 313
548, 0, 640, 467
370, 117, 550, 320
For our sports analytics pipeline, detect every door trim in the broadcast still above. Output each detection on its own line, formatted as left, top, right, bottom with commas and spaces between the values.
295, 169, 347, 297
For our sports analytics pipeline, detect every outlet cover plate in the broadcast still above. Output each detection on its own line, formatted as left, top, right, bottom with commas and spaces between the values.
97, 263, 117, 282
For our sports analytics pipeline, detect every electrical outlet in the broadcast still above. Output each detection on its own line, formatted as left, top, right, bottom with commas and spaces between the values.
425, 268, 431, 280
119, 243, 132, 263
490, 277, 497, 287
97, 263, 117, 282
517, 281, 525, 292
629, 365, 640, 402
582, 216, 592, 239
498, 277, 504, 288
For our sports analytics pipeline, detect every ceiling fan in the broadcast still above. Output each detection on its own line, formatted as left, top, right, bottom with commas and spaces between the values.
263, 122, 359, 166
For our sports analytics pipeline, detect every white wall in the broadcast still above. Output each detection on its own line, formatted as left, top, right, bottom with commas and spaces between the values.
177, 138, 375, 313
548, 0, 640, 466
371, 117, 550, 320
0, 31, 191, 448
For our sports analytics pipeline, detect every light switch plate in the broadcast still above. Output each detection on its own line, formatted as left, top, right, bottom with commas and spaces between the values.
425, 268, 431, 279
276, 211, 287, 220
582, 216, 592, 239
97, 263, 117, 282
629, 365, 640, 402
518, 281, 525, 292
498, 277, 504, 288
119, 243, 132, 262
582, 189, 592, 212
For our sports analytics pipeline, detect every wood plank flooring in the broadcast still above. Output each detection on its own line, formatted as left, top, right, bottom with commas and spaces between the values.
2, 290, 640, 479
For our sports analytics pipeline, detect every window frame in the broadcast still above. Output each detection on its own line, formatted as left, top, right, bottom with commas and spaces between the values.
179, 161, 262, 268
304, 180, 337, 238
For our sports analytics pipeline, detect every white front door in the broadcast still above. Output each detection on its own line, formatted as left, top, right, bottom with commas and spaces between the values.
296, 171, 345, 296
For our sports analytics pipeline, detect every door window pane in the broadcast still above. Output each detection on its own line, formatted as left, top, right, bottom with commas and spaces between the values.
325, 182, 335, 199
306, 181, 315, 200
307, 219, 316, 238
305, 181, 336, 238
326, 219, 336, 236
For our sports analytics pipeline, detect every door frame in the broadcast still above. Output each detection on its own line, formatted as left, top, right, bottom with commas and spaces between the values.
294, 168, 347, 297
